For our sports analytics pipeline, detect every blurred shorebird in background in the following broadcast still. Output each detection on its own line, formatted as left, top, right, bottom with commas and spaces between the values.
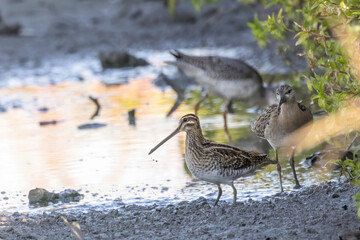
167, 50, 272, 141
251, 84, 313, 191
149, 114, 276, 206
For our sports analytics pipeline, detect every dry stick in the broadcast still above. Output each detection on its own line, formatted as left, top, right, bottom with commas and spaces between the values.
346, 132, 358, 151
128, 109, 136, 126
60, 215, 84, 240
89, 96, 101, 120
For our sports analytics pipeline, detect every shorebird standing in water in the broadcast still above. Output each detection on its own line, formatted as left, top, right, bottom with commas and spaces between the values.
251, 85, 313, 191
167, 50, 266, 141
149, 114, 276, 206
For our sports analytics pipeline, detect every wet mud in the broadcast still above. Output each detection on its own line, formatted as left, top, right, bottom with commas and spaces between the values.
0, 182, 358, 240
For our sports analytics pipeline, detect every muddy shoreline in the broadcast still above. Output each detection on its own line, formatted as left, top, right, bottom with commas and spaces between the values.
0, 181, 358, 240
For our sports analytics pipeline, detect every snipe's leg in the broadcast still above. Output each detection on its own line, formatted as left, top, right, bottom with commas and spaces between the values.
276, 149, 284, 192
214, 184, 222, 206
290, 147, 301, 189
230, 182, 237, 205
194, 93, 208, 115
223, 99, 232, 142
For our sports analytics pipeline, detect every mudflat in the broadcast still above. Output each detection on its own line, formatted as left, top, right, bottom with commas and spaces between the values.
0, 181, 357, 240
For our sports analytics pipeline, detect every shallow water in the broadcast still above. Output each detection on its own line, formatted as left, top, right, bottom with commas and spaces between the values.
0, 49, 336, 213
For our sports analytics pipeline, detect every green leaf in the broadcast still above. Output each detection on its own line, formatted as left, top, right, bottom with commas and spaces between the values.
295, 32, 309, 46
277, 8, 283, 24
191, 0, 202, 12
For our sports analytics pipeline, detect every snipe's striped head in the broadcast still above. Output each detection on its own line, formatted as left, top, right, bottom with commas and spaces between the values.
148, 114, 200, 155
276, 84, 296, 109
178, 114, 201, 132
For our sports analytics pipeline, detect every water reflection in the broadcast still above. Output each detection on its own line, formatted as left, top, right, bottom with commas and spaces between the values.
0, 78, 336, 212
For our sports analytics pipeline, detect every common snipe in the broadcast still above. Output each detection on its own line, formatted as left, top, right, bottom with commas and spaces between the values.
149, 114, 276, 205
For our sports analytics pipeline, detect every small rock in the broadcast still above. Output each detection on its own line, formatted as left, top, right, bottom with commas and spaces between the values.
178, 201, 188, 206
0, 105, 6, 113
3, 227, 14, 232
227, 233, 235, 238
96, 233, 108, 239
98, 51, 148, 69
39, 120, 59, 126
38, 107, 49, 112
58, 189, 84, 202
12, 212, 21, 217
0, 23, 21, 35
332, 193, 340, 198
28, 188, 83, 205
78, 123, 107, 130
28, 188, 56, 204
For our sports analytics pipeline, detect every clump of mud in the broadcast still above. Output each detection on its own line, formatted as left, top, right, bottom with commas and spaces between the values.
28, 188, 84, 206
98, 51, 149, 69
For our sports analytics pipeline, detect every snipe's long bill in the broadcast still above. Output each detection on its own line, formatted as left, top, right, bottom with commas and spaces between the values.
149, 114, 276, 206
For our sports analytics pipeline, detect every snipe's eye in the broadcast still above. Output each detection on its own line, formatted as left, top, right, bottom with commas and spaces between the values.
183, 118, 188, 122
287, 89, 292, 94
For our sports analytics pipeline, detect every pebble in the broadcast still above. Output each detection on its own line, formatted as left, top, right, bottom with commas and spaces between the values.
332, 193, 340, 198
96, 233, 108, 239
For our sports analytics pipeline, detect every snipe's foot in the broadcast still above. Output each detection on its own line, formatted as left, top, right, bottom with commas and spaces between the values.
293, 184, 302, 189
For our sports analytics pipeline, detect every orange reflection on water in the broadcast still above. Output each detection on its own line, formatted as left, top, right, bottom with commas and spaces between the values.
0, 78, 338, 210
0, 78, 190, 207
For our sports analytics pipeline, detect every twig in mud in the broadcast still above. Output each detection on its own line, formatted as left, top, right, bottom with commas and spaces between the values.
89, 96, 101, 120
39, 120, 60, 126
128, 109, 136, 126
346, 132, 358, 151
60, 215, 84, 240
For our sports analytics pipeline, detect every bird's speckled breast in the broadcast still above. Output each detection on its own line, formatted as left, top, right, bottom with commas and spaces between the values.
265, 102, 312, 149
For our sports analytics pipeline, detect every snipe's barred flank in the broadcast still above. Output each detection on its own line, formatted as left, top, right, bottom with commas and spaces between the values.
149, 114, 276, 206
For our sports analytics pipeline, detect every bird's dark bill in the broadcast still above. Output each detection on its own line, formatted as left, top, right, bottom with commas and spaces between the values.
148, 126, 181, 155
